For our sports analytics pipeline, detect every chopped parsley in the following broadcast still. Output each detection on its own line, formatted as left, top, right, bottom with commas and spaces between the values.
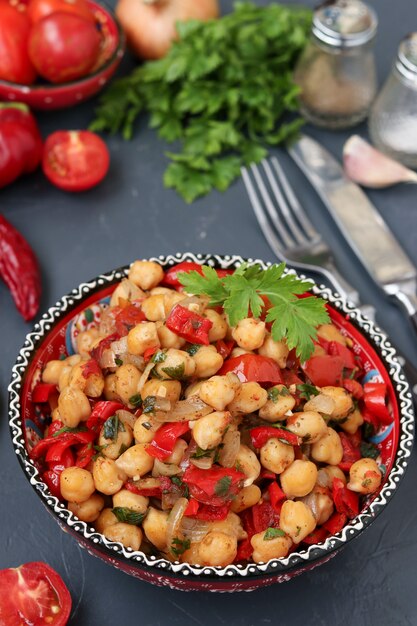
267, 387, 290, 402
143, 396, 157, 414
152, 350, 167, 364
52, 425, 87, 437
264, 528, 286, 541
186, 344, 202, 356
103, 414, 124, 440
171, 537, 191, 557
297, 384, 319, 401
115, 357, 123, 366
161, 363, 187, 381
360, 442, 379, 460
112, 507, 147, 525
214, 475, 232, 498
129, 393, 143, 408
191, 447, 213, 459
171, 476, 189, 498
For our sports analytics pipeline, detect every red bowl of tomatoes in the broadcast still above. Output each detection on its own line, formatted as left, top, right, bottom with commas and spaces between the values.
0, 0, 125, 110
8, 253, 415, 592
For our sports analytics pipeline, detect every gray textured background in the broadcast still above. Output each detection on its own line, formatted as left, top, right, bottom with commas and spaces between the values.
1, 0, 417, 624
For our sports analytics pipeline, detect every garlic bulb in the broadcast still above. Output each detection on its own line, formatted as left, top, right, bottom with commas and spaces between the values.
343, 135, 417, 188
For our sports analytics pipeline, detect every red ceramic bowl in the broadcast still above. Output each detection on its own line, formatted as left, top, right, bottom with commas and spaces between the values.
0, 0, 125, 110
8, 253, 415, 592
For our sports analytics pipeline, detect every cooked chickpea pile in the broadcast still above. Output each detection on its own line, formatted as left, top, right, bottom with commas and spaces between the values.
34, 260, 385, 567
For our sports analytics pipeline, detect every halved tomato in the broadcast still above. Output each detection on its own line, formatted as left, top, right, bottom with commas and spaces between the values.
0, 561, 72, 625
42, 130, 110, 192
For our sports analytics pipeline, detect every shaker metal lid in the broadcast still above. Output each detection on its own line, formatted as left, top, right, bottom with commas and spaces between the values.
313, 0, 378, 47
396, 33, 417, 80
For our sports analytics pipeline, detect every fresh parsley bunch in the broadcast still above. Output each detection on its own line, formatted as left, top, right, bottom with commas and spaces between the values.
91, 2, 312, 202
178, 262, 330, 361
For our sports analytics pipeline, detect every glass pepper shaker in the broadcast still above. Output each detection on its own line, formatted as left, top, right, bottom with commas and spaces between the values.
369, 33, 417, 168
294, 0, 378, 129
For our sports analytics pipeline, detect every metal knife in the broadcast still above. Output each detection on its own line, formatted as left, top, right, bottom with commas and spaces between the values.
289, 134, 417, 334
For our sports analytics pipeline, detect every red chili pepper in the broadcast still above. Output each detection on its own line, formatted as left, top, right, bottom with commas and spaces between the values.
32, 383, 57, 403
0, 103, 43, 189
90, 332, 119, 362
81, 358, 101, 378
323, 511, 347, 535
250, 426, 300, 449
86, 400, 124, 432
338, 432, 361, 472
143, 346, 159, 362
302, 355, 345, 387
184, 498, 200, 517
194, 503, 231, 521
328, 341, 357, 370
162, 262, 234, 289
302, 527, 328, 545
332, 477, 359, 519
166, 304, 213, 345
219, 354, 283, 384
342, 377, 364, 399
114, 304, 146, 337
0, 215, 42, 321
182, 465, 245, 507
146, 422, 190, 461
268, 481, 286, 512
363, 382, 392, 425
215, 339, 235, 359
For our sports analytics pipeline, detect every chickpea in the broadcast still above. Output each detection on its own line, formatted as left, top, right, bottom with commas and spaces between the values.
348, 458, 382, 494
251, 531, 293, 563
142, 507, 169, 551
209, 512, 247, 541
165, 439, 188, 465
258, 334, 289, 368
199, 374, 240, 411
93, 457, 126, 495
76, 328, 101, 358
286, 411, 328, 444
115, 444, 154, 478
230, 348, 252, 358
42, 359, 65, 385
141, 295, 167, 322
68, 493, 105, 523
127, 322, 160, 356
205, 309, 228, 342
154, 349, 195, 380
324, 465, 347, 485
128, 260, 164, 291
232, 318, 266, 351
184, 380, 205, 399
157, 323, 186, 350
58, 364, 74, 392
192, 345, 224, 378
141, 379, 182, 405
320, 386, 353, 420
95, 508, 118, 533
58, 387, 91, 428
279, 500, 316, 544
60, 467, 95, 503
68, 361, 104, 398
198, 531, 237, 567
180, 543, 201, 565
98, 421, 133, 460
133, 414, 159, 444
311, 428, 343, 465
280, 460, 318, 498
191, 411, 231, 450
103, 523, 142, 551
231, 485, 262, 513
260, 439, 294, 474
340, 409, 364, 435
115, 364, 141, 405
235, 444, 261, 486
103, 374, 120, 401
113, 489, 149, 513
110, 278, 145, 307
317, 323, 347, 345
163, 290, 187, 313
259, 385, 296, 422
227, 382, 268, 416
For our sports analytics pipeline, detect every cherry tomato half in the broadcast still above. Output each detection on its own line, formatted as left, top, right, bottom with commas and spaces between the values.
42, 130, 110, 192
27, 0, 95, 23
0, 561, 72, 625
0, 4, 37, 84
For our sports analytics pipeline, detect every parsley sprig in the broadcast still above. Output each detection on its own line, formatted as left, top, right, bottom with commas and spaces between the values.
178, 263, 329, 361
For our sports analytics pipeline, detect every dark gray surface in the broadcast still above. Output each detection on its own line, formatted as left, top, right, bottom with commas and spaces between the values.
1, 0, 417, 624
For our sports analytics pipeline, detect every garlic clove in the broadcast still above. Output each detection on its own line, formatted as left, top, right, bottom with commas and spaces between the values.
343, 135, 417, 188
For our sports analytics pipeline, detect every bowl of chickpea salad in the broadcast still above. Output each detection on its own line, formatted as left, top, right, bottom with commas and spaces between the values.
9, 253, 414, 592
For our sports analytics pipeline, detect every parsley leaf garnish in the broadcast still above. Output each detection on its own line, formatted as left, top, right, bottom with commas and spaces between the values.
264, 528, 286, 540
143, 396, 157, 414
129, 393, 143, 408
297, 384, 320, 401
161, 363, 187, 381
152, 350, 167, 364
360, 442, 379, 460
171, 537, 191, 557
214, 476, 232, 498
178, 263, 329, 361
112, 507, 147, 525
268, 387, 290, 402
103, 414, 122, 440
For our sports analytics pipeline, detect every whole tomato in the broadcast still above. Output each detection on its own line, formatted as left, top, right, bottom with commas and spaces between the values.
28, 12, 101, 84
27, 0, 95, 23
0, 3, 37, 84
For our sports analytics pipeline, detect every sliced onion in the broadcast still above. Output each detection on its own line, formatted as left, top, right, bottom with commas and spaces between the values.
177, 295, 209, 315
304, 394, 335, 414
99, 348, 117, 369
123, 354, 145, 370
180, 517, 210, 543
116, 409, 136, 429
152, 459, 181, 477
317, 468, 331, 488
99, 306, 117, 335
138, 361, 156, 392
166, 497, 188, 557
218, 428, 240, 468
300, 493, 319, 520
111, 336, 128, 354
191, 455, 214, 470
110, 278, 145, 307
154, 397, 213, 423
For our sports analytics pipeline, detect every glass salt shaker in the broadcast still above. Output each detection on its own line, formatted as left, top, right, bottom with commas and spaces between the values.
294, 0, 378, 129
369, 33, 417, 168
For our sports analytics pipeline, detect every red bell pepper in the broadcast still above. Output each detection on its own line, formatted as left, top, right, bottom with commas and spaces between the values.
332, 478, 359, 519
32, 383, 57, 403
194, 503, 230, 521
323, 511, 347, 535
42, 470, 62, 499
49, 447, 75, 473
182, 465, 245, 507
44, 431, 95, 464
363, 382, 392, 426
166, 304, 213, 345
362, 408, 379, 434
90, 332, 119, 362
75, 442, 94, 468
146, 422, 190, 461
302, 355, 345, 387
86, 400, 124, 432
114, 304, 146, 336
125, 479, 163, 498
250, 426, 300, 449
342, 378, 364, 399
143, 346, 159, 362
215, 339, 235, 359
47, 420, 65, 437
235, 538, 253, 562
81, 359, 102, 378
268, 481, 286, 512
251, 501, 279, 533
219, 354, 283, 384
302, 527, 328, 545
184, 498, 200, 517
328, 341, 357, 370
260, 469, 276, 481
162, 262, 234, 289
338, 432, 361, 472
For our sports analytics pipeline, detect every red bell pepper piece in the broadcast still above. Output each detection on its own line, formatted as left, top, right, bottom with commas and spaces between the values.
302, 527, 328, 545
328, 341, 357, 370
250, 426, 300, 449
251, 501, 279, 533
75, 442, 94, 468
362, 408, 379, 434
44, 431, 95, 464
32, 383, 57, 403
90, 332, 119, 362
81, 359, 102, 378
219, 354, 283, 384
363, 382, 392, 426
146, 422, 190, 461
184, 498, 200, 517
303, 355, 345, 387
143, 346, 159, 362
268, 481, 286, 512
49, 447, 75, 472
332, 478, 359, 519
125, 480, 163, 498
282, 369, 303, 387
162, 262, 234, 289
260, 469, 276, 481
114, 304, 146, 337
42, 470, 62, 499
323, 511, 347, 535
166, 304, 213, 345
86, 400, 124, 432
182, 465, 245, 507
338, 432, 361, 472
215, 339, 235, 359
342, 378, 364, 399
194, 503, 230, 521
235, 538, 253, 562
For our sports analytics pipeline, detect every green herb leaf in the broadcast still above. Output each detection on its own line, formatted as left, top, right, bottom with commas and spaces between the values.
112, 507, 147, 525
264, 527, 286, 540
161, 363, 187, 381
115, 357, 123, 366
268, 386, 290, 402
143, 396, 157, 414
214, 475, 232, 498
129, 393, 143, 408
296, 384, 320, 401
171, 537, 191, 556
152, 350, 167, 364
186, 343, 202, 356
52, 425, 87, 437
191, 447, 213, 459
103, 414, 119, 440
360, 442, 379, 460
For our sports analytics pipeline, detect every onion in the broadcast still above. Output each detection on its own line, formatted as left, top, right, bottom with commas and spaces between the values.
138, 361, 156, 392
110, 278, 145, 307
153, 397, 213, 423
166, 497, 188, 556
304, 394, 335, 414
191, 455, 213, 470
152, 459, 181, 476
115, 0, 219, 60
116, 409, 136, 429
99, 348, 117, 369
301, 493, 319, 520
180, 517, 210, 543
218, 428, 240, 468
317, 468, 331, 488
110, 337, 128, 354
